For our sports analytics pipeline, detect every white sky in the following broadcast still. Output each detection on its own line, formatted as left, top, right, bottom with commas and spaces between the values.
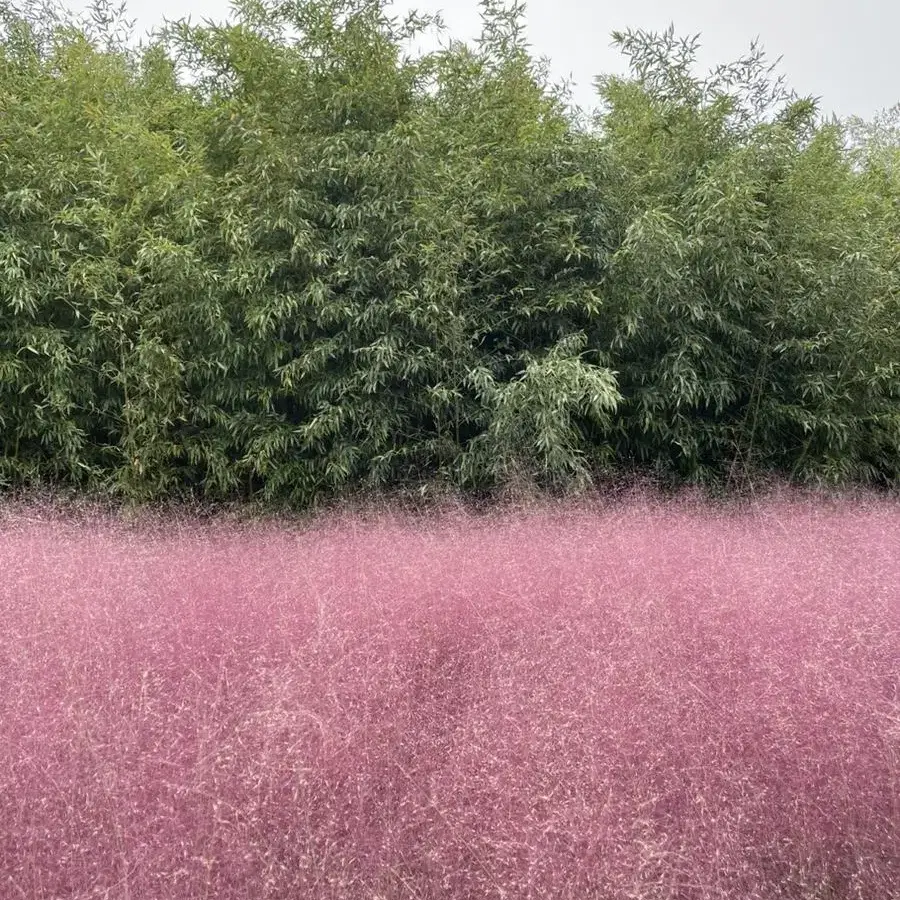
84, 0, 900, 119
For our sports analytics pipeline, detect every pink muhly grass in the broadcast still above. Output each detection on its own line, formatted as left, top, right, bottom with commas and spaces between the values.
1, 493, 898, 899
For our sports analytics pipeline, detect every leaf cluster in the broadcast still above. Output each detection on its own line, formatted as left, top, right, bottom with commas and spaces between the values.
0, 0, 896, 504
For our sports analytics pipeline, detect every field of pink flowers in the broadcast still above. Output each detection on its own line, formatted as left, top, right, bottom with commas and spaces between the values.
1, 492, 898, 899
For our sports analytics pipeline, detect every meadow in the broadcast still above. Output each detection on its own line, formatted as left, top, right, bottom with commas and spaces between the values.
2, 491, 898, 899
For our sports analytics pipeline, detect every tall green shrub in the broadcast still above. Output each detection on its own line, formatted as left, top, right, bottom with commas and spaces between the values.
591, 28, 899, 485
0, 1, 895, 503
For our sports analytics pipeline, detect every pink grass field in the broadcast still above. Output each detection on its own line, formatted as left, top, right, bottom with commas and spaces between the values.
1, 493, 898, 900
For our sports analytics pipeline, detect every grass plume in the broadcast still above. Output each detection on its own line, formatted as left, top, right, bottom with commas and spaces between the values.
2, 492, 898, 898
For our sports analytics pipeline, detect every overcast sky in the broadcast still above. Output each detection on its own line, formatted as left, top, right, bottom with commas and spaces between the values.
96, 0, 899, 120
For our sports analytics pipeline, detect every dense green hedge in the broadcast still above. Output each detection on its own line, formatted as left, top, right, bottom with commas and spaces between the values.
1, 0, 897, 505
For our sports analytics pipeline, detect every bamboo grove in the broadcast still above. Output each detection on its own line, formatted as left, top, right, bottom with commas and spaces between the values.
1, 0, 898, 505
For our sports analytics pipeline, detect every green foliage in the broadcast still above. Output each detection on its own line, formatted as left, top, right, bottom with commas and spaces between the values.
0, 1, 896, 504
0, 1, 201, 489
593, 28, 899, 485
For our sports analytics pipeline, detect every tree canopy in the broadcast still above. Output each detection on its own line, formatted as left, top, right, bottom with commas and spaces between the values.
1, 0, 897, 505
